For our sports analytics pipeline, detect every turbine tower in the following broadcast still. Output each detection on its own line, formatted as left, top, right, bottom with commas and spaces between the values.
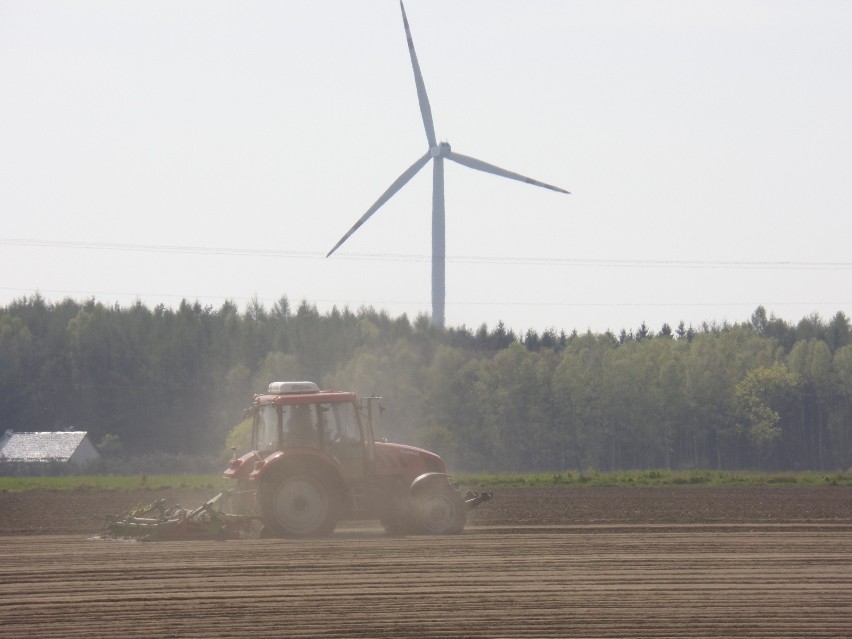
328, 1, 570, 328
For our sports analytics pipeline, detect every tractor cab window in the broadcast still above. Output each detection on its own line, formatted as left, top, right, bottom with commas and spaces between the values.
255, 405, 279, 453
282, 404, 319, 448
320, 401, 366, 481
321, 402, 362, 444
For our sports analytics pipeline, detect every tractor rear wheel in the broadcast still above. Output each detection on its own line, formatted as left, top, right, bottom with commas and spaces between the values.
412, 487, 466, 535
259, 472, 338, 537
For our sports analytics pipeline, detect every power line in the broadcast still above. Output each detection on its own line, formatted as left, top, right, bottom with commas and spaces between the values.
0, 238, 315, 259
2, 237, 851, 270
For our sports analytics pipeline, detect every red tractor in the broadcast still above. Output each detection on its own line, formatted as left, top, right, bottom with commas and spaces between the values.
224, 381, 491, 537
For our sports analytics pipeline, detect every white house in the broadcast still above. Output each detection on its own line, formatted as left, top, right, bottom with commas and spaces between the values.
0, 430, 101, 467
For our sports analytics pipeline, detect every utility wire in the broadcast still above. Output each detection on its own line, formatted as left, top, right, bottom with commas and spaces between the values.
2, 238, 851, 270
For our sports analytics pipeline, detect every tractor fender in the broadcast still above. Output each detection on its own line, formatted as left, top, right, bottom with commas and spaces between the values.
223, 451, 262, 481
251, 450, 346, 492
409, 472, 453, 495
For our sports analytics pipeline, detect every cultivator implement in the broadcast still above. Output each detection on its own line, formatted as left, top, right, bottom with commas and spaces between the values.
103, 491, 258, 541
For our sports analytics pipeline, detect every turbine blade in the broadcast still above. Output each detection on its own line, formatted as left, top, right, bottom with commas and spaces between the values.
445, 150, 571, 194
400, 2, 437, 148
327, 151, 432, 257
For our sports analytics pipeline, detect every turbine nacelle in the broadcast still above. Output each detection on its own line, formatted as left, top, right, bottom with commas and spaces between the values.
430, 142, 452, 158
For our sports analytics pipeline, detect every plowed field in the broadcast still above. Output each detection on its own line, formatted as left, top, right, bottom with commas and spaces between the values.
1, 486, 851, 638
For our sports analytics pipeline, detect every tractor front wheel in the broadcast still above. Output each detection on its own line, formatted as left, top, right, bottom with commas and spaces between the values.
412, 487, 466, 535
259, 472, 338, 537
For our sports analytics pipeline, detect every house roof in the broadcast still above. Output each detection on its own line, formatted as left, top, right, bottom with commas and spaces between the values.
0, 431, 93, 463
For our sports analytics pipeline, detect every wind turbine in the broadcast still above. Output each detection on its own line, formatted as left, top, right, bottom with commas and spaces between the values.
327, 1, 570, 328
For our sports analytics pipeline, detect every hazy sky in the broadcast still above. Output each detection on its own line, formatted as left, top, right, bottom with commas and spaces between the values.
2, 1, 850, 335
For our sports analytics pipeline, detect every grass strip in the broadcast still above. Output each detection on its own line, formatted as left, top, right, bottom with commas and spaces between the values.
455, 470, 852, 488
0, 474, 227, 493
2, 470, 851, 492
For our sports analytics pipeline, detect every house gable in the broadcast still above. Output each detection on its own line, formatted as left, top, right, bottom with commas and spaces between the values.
0, 431, 101, 465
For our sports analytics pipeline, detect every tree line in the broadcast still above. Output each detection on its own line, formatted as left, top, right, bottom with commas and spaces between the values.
1, 294, 850, 472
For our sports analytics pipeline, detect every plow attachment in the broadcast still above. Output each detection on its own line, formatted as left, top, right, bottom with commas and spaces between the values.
103, 491, 258, 541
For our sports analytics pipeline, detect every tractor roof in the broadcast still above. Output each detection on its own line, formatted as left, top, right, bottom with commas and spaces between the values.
254, 390, 358, 406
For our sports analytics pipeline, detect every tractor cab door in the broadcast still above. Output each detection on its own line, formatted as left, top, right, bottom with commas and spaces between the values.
319, 401, 369, 482
253, 404, 282, 455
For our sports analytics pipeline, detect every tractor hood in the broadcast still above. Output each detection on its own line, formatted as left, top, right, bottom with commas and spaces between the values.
374, 441, 446, 475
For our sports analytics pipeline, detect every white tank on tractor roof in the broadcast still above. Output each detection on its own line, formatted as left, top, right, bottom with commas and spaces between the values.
267, 381, 320, 395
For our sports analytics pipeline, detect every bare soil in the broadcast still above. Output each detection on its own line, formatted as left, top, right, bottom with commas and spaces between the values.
1, 484, 850, 535
1, 486, 851, 638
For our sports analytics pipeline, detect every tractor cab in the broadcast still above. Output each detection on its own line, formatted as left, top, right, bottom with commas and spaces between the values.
244, 381, 375, 483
